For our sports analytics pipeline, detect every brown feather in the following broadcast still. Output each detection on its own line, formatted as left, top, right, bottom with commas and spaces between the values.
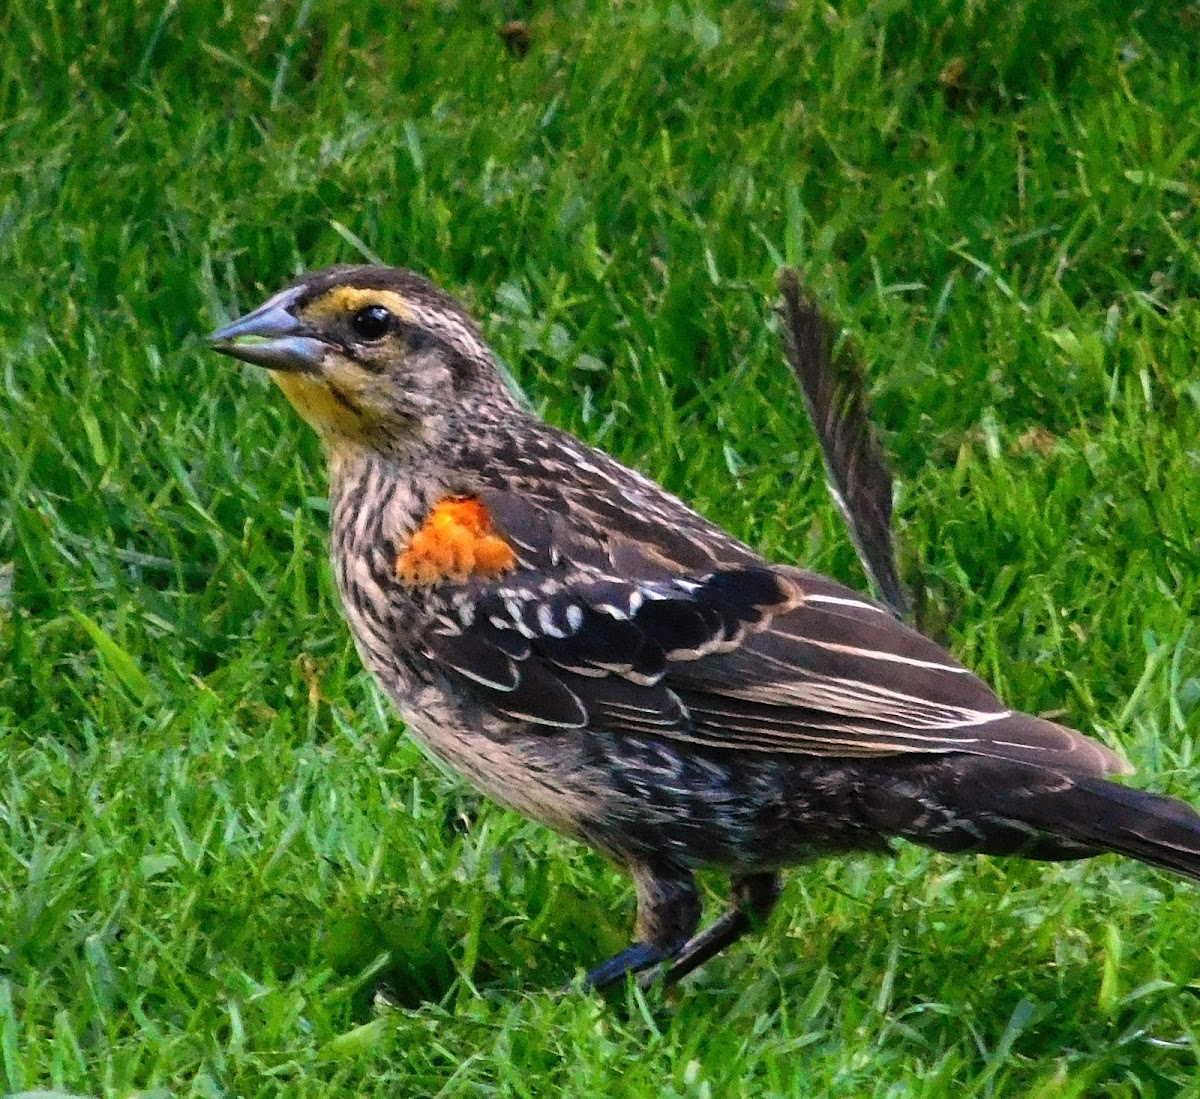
775, 269, 908, 618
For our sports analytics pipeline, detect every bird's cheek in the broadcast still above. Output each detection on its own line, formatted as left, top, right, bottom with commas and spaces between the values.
270, 371, 367, 440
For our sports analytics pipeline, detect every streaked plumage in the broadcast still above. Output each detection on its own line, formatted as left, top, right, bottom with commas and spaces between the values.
210, 264, 1200, 990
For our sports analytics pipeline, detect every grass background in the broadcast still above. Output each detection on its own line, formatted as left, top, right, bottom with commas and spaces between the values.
2, 0, 1199, 1094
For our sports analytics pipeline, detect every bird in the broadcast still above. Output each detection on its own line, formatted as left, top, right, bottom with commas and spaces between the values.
209, 264, 1200, 991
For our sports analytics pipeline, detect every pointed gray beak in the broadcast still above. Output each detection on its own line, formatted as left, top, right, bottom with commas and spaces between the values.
208, 286, 329, 372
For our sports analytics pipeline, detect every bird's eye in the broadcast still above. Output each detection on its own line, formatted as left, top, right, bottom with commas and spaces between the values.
351, 304, 392, 340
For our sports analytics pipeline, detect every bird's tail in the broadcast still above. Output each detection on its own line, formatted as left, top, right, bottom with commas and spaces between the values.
774, 270, 910, 620
1010, 773, 1200, 882
869, 756, 1200, 883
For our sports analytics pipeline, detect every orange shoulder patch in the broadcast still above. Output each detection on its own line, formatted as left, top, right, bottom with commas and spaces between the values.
397, 496, 517, 586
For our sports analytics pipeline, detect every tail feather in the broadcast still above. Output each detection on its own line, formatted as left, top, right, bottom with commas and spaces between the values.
774, 270, 909, 619
869, 756, 1200, 883
1021, 774, 1200, 883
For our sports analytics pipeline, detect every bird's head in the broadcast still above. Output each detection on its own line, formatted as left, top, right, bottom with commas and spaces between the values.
209, 265, 516, 456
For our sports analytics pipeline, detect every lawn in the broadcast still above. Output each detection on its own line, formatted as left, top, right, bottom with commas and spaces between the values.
2, 0, 1199, 1094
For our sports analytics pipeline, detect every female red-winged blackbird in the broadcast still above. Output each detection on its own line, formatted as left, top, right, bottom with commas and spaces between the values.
210, 265, 1200, 990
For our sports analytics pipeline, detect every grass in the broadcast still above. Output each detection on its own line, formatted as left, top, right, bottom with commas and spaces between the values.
1, 0, 1199, 1094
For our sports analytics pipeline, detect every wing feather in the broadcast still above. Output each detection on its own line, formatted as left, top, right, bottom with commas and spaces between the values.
412, 491, 1125, 777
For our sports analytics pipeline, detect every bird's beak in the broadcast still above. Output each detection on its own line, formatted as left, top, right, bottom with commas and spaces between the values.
208, 287, 328, 372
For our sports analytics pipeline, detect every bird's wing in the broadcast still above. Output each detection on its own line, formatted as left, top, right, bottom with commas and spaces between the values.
414, 490, 1126, 777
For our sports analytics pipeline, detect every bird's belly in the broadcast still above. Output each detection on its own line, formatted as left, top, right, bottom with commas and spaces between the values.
564, 733, 892, 869
394, 697, 603, 842
390, 687, 888, 869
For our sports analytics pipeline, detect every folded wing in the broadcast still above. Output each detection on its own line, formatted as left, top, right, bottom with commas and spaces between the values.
418, 534, 1125, 778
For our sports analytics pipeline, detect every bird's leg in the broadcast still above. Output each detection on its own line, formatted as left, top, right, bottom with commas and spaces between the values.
583, 863, 701, 991
650, 871, 782, 988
